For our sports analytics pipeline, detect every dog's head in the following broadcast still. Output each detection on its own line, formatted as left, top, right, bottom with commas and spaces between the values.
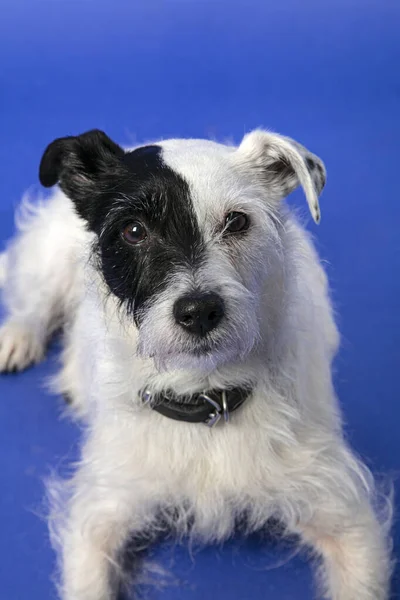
39, 129, 325, 371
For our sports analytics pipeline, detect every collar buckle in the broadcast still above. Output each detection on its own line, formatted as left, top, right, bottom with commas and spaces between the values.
199, 391, 229, 428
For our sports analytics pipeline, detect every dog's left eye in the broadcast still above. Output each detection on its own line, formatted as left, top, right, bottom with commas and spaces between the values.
121, 221, 147, 245
224, 212, 249, 234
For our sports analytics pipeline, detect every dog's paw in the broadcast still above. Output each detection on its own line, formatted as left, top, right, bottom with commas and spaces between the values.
0, 321, 45, 373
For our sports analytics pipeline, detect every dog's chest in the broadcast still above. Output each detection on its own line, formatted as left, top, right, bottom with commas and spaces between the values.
125, 409, 277, 497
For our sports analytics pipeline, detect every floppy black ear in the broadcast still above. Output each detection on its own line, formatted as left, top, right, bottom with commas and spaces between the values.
39, 129, 125, 213
236, 130, 326, 224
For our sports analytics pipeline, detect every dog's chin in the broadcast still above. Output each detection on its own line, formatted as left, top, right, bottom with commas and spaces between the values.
157, 352, 220, 373
143, 343, 242, 374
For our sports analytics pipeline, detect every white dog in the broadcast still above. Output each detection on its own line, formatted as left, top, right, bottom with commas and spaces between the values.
0, 129, 392, 599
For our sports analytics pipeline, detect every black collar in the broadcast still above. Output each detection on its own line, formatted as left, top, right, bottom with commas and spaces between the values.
140, 386, 252, 427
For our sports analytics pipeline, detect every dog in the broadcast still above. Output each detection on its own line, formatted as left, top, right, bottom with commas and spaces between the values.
0, 129, 392, 599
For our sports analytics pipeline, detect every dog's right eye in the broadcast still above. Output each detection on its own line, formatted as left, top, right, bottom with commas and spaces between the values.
121, 222, 147, 245
223, 212, 249, 235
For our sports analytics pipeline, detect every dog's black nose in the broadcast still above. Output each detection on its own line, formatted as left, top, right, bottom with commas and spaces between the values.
173, 293, 225, 336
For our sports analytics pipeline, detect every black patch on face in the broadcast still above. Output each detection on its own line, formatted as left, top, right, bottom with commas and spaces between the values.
39, 131, 204, 322
96, 145, 204, 320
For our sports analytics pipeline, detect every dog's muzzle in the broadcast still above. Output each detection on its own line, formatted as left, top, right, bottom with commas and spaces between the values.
139, 387, 252, 427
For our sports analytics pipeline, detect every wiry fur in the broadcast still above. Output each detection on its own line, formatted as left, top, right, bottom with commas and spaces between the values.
0, 129, 393, 599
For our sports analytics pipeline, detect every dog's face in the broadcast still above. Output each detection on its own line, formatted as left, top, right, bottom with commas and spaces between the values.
39, 129, 325, 371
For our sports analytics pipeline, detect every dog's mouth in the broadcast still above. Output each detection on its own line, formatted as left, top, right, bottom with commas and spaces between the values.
136, 315, 253, 371
139, 336, 226, 372
146, 340, 217, 360
186, 339, 217, 356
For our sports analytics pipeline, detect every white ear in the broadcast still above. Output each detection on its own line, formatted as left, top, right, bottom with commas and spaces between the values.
236, 130, 326, 224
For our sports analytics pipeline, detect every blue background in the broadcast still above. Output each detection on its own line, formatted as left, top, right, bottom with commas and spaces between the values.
0, 1, 399, 598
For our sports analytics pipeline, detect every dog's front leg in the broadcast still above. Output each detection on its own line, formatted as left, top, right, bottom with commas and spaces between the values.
284, 444, 392, 600
53, 461, 158, 600
61, 501, 126, 600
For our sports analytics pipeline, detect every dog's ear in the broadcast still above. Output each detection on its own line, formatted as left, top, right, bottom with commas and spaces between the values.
39, 129, 125, 218
236, 130, 326, 224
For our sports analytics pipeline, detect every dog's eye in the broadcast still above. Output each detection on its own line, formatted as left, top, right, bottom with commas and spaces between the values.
224, 212, 249, 234
121, 221, 147, 245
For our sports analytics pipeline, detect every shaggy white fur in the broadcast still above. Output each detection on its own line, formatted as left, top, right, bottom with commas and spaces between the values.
0, 130, 392, 600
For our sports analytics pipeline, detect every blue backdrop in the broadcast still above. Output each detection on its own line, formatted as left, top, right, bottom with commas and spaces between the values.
0, 1, 399, 598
